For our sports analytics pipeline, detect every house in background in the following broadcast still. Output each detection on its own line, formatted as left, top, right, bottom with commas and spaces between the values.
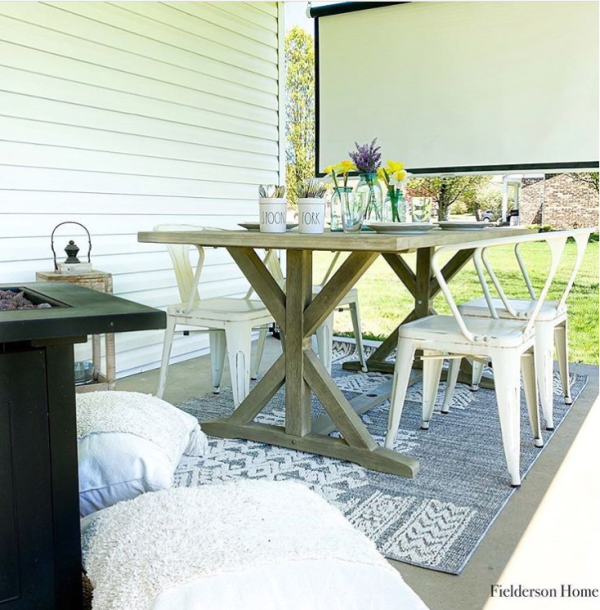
518, 173, 599, 229
0, 1, 285, 378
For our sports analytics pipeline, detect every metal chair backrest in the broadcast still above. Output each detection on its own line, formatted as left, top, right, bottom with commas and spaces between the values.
432, 231, 579, 343
153, 224, 224, 314
557, 228, 594, 310
485, 227, 594, 317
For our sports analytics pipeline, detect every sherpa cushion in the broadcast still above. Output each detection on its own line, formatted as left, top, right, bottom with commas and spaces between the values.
82, 481, 429, 610
77, 391, 208, 517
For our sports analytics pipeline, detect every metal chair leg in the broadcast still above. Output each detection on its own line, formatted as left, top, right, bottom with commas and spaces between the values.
491, 348, 522, 487
209, 330, 226, 393
157, 317, 176, 398
251, 326, 268, 380
385, 340, 416, 449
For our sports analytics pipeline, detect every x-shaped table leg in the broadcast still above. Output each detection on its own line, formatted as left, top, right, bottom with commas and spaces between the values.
201, 247, 419, 477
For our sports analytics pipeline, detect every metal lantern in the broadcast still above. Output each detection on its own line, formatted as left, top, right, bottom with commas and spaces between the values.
51, 221, 93, 274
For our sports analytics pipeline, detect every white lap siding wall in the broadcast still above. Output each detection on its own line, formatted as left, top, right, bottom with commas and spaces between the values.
0, 1, 283, 376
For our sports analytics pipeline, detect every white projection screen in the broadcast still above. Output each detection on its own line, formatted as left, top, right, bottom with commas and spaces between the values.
314, 2, 599, 175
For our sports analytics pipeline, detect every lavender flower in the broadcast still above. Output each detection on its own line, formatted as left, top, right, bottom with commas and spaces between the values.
349, 139, 382, 174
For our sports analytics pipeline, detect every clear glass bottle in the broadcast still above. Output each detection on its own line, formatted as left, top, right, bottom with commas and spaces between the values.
356, 173, 383, 222
341, 190, 365, 232
384, 186, 407, 222
330, 186, 350, 231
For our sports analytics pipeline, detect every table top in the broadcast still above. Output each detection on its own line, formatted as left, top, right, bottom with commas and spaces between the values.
0, 283, 165, 343
138, 226, 533, 252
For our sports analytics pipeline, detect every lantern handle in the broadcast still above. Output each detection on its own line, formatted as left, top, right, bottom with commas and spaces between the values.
51, 222, 92, 271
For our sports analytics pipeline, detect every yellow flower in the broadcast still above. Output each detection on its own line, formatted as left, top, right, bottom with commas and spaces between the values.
386, 159, 404, 173
377, 167, 386, 182
337, 159, 356, 174
388, 168, 408, 187
325, 161, 354, 176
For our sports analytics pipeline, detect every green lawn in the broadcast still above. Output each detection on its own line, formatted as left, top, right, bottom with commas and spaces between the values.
313, 240, 599, 365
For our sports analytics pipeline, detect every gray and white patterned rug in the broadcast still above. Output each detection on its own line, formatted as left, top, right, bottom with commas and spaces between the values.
175, 342, 588, 574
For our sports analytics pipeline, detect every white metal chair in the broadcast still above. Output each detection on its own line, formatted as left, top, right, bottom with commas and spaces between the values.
385, 232, 571, 486
155, 225, 274, 407
442, 228, 593, 429
156, 230, 351, 405
251, 251, 368, 378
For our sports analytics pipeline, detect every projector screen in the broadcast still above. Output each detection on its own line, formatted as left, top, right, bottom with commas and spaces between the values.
314, 2, 599, 175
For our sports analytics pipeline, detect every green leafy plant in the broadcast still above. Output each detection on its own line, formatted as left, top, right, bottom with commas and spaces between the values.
525, 224, 553, 232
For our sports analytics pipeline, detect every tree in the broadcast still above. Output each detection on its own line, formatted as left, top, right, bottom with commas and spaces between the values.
473, 183, 503, 219
568, 172, 599, 194
406, 175, 490, 221
285, 26, 315, 207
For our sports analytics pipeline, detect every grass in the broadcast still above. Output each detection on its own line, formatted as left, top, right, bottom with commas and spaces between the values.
313, 240, 599, 365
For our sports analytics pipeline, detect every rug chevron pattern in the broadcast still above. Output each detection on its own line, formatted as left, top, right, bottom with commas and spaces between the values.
176, 342, 587, 574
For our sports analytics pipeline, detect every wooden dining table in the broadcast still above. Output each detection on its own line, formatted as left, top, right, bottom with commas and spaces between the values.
139, 227, 531, 477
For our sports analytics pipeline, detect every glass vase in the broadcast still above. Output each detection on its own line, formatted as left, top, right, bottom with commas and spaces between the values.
411, 197, 432, 222
341, 191, 365, 232
356, 173, 383, 222
384, 187, 406, 222
330, 186, 349, 231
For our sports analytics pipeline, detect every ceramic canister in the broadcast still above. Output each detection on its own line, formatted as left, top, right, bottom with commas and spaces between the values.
259, 198, 287, 233
297, 198, 326, 234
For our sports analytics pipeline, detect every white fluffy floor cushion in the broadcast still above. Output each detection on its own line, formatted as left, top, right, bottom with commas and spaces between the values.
82, 481, 429, 610
77, 391, 208, 517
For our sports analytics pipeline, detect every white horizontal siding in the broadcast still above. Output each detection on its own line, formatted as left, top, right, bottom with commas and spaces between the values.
0, 1, 282, 378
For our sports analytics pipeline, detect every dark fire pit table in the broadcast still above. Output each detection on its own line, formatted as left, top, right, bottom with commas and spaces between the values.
0, 283, 165, 610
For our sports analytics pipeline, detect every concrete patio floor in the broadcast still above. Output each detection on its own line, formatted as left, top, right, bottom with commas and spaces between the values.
117, 336, 599, 610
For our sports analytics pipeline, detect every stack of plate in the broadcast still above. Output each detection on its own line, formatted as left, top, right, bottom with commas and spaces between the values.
364, 222, 437, 235
239, 222, 298, 232
437, 221, 488, 231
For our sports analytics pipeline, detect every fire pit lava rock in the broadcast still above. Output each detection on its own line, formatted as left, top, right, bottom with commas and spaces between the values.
0, 288, 51, 311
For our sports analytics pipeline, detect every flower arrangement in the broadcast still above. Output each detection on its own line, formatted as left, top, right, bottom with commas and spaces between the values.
324, 160, 358, 231
324, 159, 355, 189
378, 160, 409, 222
324, 141, 409, 223
349, 139, 383, 220
295, 177, 327, 199
349, 139, 382, 174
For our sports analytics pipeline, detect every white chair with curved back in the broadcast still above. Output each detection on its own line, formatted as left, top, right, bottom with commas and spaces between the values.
156, 228, 359, 406
155, 225, 274, 407
442, 227, 593, 430
385, 231, 572, 487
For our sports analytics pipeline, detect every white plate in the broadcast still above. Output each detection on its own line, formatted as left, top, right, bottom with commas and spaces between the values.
365, 222, 437, 234
438, 221, 487, 231
239, 222, 298, 231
